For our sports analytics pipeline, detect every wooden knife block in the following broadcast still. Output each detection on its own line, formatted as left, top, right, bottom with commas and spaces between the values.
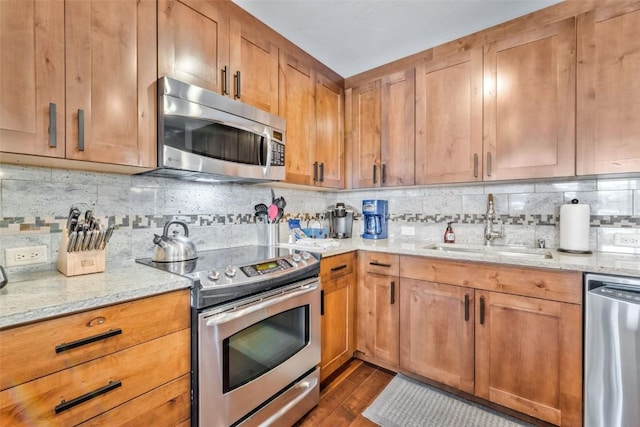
56, 230, 106, 276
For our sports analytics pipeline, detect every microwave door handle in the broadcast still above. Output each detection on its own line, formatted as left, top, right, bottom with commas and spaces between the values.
263, 127, 272, 177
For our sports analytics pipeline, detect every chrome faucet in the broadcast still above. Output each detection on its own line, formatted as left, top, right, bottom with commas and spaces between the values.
484, 193, 504, 246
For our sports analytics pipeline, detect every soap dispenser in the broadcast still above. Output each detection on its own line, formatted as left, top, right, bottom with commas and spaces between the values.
444, 222, 455, 243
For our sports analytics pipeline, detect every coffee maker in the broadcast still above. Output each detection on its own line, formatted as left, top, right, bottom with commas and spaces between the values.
326, 202, 354, 238
362, 199, 388, 239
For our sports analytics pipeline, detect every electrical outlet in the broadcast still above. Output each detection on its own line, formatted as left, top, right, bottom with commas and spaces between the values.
5, 245, 48, 267
614, 234, 640, 247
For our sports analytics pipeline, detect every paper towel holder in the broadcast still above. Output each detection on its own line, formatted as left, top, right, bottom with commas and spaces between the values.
558, 199, 593, 254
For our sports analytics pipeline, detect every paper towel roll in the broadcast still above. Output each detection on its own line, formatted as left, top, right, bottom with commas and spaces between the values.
559, 200, 591, 254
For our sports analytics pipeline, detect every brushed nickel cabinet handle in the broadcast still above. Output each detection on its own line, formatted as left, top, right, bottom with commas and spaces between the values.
55, 380, 121, 414
49, 103, 57, 147
77, 109, 84, 151
473, 154, 478, 178
486, 152, 492, 177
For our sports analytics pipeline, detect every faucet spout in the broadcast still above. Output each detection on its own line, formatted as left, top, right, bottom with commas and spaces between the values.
484, 193, 503, 246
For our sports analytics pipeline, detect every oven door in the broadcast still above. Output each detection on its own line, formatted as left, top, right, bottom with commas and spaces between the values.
198, 279, 320, 426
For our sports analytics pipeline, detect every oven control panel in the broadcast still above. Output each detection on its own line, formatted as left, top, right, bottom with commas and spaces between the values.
241, 258, 294, 277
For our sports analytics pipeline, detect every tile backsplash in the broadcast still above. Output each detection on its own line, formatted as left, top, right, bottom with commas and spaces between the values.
2, 163, 640, 273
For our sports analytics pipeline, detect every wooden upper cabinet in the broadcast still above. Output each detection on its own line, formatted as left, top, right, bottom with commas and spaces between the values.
350, 80, 381, 188
0, 0, 65, 157
350, 69, 415, 189
416, 48, 483, 184
315, 73, 345, 188
280, 53, 316, 186
280, 53, 344, 188
158, 0, 229, 94
381, 69, 415, 187
483, 18, 576, 181
65, 0, 157, 167
229, 19, 279, 114
475, 291, 582, 426
577, 2, 640, 175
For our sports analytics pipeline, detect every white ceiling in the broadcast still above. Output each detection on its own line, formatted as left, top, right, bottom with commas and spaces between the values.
232, 0, 563, 78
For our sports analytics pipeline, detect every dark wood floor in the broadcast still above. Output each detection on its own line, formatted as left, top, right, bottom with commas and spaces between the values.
295, 359, 394, 427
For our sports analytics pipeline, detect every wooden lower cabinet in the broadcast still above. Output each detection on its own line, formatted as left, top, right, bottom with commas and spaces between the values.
319, 252, 356, 381
393, 255, 583, 426
356, 252, 400, 367
475, 291, 582, 426
399, 279, 474, 394
0, 290, 191, 426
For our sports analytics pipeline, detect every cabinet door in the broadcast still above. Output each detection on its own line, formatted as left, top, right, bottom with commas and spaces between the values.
280, 52, 315, 186
320, 274, 355, 381
229, 20, 278, 114
399, 279, 474, 394
381, 69, 415, 186
475, 291, 582, 426
483, 18, 576, 181
0, 0, 65, 157
158, 0, 230, 94
65, 0, 156, 167
356, 273, 399, 367
315, 73, 345, 188
416, 48, 483, 184
577, 3, 640, 175
350, 80, 381, 188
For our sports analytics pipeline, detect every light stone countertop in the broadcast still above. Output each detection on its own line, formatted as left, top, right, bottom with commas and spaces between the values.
298, 237, 640, 277
3, 238, 640, 330
0, 261, 191, 329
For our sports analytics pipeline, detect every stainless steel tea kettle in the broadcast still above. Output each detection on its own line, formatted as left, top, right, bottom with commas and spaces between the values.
152, 221, 198, 262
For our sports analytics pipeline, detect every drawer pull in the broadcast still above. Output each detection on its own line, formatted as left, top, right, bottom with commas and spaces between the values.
320, 290, 325, 316
55, 328, 122, 353
330, 264, 347, 272
479, 297, 486, 325
77, 109, 84, 151
55, 380, 122, 414
49, 102, 57, 147
464, 294, 470, 321
369, 261, 392, 268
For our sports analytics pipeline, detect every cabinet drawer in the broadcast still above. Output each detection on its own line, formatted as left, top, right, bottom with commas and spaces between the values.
359, 251, 399, 276
0, 289, 190, 390
0, 328, 190, 427
400, 256, 581, 304
320, 252, 355, 282
78, 374, 190, 427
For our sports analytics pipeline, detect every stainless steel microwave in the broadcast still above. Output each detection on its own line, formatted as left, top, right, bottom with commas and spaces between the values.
141, 77, 285, 182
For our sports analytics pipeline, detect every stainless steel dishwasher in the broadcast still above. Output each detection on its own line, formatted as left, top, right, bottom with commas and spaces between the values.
585, 273, 640, 427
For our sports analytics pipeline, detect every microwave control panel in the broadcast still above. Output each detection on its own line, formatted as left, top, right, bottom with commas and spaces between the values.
271, 141, 285, 166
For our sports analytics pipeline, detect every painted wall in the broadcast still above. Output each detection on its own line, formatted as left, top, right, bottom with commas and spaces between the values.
1, 163, 639, 274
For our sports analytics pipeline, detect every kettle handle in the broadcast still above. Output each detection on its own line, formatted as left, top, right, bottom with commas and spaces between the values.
163, 220, 189, 238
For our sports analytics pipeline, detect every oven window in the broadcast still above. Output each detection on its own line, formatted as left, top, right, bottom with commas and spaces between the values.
164, 116, 265, 166
223, 306, 309, 393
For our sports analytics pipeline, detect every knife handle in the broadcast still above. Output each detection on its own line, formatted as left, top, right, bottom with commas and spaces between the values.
67, 232, 77, 253
74, 231, 84, 252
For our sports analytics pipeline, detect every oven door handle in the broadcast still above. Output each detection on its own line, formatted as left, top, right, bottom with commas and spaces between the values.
205, 282, 319, 326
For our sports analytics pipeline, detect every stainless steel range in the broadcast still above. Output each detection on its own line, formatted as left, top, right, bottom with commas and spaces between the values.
137, 245, 321, 427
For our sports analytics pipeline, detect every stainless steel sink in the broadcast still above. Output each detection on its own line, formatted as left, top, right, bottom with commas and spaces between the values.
424, 244, 553, 260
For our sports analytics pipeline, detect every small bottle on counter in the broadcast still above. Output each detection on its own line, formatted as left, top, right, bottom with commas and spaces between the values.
444, 222, 455, 243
